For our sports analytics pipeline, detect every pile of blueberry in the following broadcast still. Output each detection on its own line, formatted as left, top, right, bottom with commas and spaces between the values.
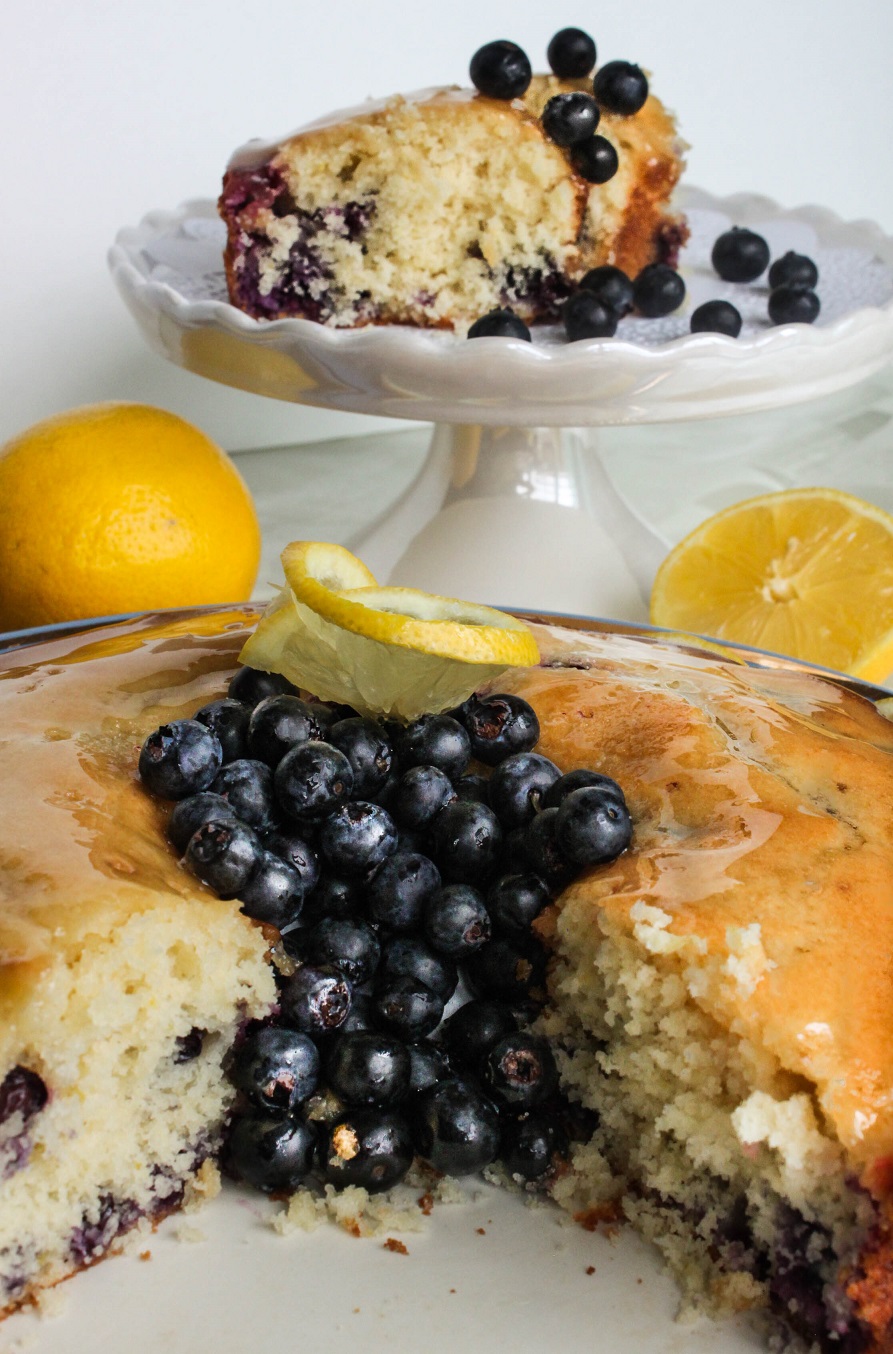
138, 666, 633, 1197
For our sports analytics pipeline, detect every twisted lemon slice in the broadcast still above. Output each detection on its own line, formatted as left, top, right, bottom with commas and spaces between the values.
239, 542, 539, 720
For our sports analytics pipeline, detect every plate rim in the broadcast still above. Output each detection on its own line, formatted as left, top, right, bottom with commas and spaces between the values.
3, 602, 889, 703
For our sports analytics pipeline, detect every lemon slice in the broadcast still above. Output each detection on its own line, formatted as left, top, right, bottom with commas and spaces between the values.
650, 488, 893, 683
239, 542, 539, 720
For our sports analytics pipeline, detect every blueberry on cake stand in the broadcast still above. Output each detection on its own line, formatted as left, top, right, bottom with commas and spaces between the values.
111, 187, 893, 616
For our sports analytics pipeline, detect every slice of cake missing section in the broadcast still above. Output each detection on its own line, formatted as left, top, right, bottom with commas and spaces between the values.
218, 75, 686, 329
494, 625, 893, 1351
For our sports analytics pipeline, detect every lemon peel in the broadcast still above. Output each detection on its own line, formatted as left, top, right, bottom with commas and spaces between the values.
650, 488, 893, 683
240, 543, 540, 720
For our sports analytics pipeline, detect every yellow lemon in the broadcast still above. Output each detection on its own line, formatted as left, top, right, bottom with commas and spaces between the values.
0, 403, 260, 630
650, 487, 893, 683
240, 541, 539, 720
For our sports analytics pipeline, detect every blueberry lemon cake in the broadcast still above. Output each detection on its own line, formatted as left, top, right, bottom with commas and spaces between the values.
4, 602, 893, 1353
219, 29, 686, 329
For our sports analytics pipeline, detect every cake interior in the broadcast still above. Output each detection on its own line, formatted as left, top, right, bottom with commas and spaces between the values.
221, 76, 683, 329
0, 896, 274, 1314
544, 899, 881, 1351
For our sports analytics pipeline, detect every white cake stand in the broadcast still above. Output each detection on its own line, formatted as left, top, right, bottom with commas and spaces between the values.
110, 186, 893, 616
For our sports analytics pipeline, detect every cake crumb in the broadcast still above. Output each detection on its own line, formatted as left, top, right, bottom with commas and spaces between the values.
476, 1227, 486, 1235
183, 1159, 221, 1211
139, 1250, 152, 1262
383, 1238, 408, 1255
417, 1192, 434, 1215
173, 1222, 207, 1245
33, 1287, 66, 1319
586, 1265, 596, 1275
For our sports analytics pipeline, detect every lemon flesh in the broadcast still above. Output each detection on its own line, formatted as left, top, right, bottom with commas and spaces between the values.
240, 543, 540, 720
650, 488, 893, 683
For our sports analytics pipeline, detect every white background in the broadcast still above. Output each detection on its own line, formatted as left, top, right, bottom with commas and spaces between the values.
2, 0, 892, 450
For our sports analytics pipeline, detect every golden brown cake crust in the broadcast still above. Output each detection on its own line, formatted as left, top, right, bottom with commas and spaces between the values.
490, 625, 893, 1177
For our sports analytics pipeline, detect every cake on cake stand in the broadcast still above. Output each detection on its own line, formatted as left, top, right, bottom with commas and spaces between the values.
110, 186, 893, 618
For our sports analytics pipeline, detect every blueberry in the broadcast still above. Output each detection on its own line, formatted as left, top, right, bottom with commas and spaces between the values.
433, 801, 503, 884
488, 752, 561, 828
424, 884, 491, 958
194, 697, 250, 762
303, 917, 381, 986
554, 785, 632, 866
522, 806, 574, 889
391, 765, 456, 831
378, 935, 458, 1005
228, 1027, 320, 1113
247, 695, 322, 768
410, 1080, 501, 1176
543, 769, 626, 810
279, 964, 352, 1036
326, 717, 393, 798
571, 135, 619, 184
374, 978, 444, 1039
541, 92, 600, 148
484, 1032, 558, 1108
547, 27, 596, 79
226, 1111, 316, 1193
227, 666, 296, 709
440, 999, 518, 1069
396, 715, 471, 779
317, 1110, 413, 1193
337, 990, 378, 1034
768, 286, 821, 325
593, 60, 649, 116
262, 827, 320, 894
303, 700, 339, 735
563, 290, 618, 340
487, 872, 551, 938
238, 849, 304, 928
458, 693, 539, 765
405, 1041, 452, 1097
711, 227, 770, 284
274, 740, 354, 821
184, 819, 262, 897
579, 265, 634, 316
139, 720, 223, 800
319, 801, 398, 876
467, 309, 532, 341
210, 758, 276, 829
633, 263, 686, 317
299, 872, 361, 926
465, 936, 547, 1003
365, 851, 442, 932
768, 250, 818, 291
167, 792, 237, 854
469, 40, 532, 100
690, 299, 742, 338
326, 1032, 410, 1107
501, 1110, 568, 1181
0, 1066, 48, 1126
453, 774, 490, 806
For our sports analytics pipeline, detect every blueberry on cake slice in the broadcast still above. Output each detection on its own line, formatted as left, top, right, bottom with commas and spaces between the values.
0, 608, 275, 1315
496, 624, 893, 1351
218, 37, 686, 329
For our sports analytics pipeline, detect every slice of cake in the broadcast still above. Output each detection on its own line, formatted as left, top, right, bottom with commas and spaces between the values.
218, 73, 685, 329
0, 608, 275, 1315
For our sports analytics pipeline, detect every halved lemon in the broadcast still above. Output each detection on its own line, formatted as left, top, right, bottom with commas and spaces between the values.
239, 542, 539, 720
650, 488, 893, 683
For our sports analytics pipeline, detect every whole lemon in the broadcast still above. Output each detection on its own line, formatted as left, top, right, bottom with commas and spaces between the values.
0, 403, 261, 630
